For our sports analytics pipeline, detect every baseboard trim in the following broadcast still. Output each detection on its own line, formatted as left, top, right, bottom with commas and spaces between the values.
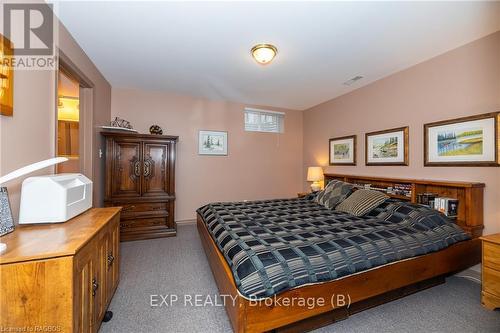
176, 219, 196, 225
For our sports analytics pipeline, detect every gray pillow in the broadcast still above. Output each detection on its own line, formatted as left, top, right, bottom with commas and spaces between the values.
335, 189, 389, 216
315, 180, 354, 209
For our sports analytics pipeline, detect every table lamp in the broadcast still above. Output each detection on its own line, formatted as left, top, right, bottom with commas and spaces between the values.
307, 166, 323, 192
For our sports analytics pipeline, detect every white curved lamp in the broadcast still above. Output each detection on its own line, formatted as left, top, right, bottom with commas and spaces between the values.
0, 157, 68, 254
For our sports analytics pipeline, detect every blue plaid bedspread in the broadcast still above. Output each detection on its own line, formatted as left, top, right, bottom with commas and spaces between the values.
197, 197, 469, 299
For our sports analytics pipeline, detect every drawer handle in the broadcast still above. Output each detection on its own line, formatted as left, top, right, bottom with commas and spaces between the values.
107, 253, 115, 267
133, 160, 141, 178
123, 205, 136, 212
92, 278, 99, 296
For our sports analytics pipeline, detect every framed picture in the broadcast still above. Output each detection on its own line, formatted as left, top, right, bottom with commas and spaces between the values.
365, 126, 409, 166
424, 112, 499, 166
0, 187, 15, 236
0, 34, 14, 117
329, 135, 356, 165
198, 130, 228, 156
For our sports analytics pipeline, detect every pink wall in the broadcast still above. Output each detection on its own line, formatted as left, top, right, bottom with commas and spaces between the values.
303, 31, 500, 234
0, 8, 111, 221
111, 89, 303, 222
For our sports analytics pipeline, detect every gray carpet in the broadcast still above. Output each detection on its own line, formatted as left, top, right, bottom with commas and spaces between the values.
100, 224, 500, 333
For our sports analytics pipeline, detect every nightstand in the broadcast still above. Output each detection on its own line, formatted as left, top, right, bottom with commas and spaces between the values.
480, 233, 500, 310
297, 192, 311, 198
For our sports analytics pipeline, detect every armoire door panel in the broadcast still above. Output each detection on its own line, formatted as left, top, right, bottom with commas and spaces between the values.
142, 143, 169, 196
112, 141, 142, 197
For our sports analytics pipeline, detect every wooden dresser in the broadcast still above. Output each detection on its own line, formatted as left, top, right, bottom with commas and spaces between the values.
0, 208, 121, 333
480, 233, 500, 310
102, 132, 178, 241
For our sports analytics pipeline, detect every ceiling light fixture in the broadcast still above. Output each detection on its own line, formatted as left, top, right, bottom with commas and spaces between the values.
251, 44, 277, 65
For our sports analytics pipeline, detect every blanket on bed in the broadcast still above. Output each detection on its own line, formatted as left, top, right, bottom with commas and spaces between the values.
197, 197, 469, 299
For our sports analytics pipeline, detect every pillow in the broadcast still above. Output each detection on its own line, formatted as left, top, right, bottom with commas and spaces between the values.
335, 189, 389, 216
315, 180, 354, 209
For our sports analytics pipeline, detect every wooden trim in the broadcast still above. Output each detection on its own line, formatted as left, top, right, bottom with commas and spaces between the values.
58, 49, 94, 89
197, 214, 481, 332
365, 126, 409, 166
101, 131, 179, 141
329, 135, 357, 166
423, 112, 500, 167
323, 173, 485, 188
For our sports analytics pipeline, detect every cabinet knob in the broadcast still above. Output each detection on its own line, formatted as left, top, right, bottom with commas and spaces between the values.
92, 278, 99, 296
107, 253, 115, 267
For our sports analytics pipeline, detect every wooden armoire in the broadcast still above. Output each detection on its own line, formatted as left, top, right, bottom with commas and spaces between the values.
102, 131, 178, 241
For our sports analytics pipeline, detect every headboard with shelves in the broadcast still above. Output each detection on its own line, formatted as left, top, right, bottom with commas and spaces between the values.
324, 173, 485, 238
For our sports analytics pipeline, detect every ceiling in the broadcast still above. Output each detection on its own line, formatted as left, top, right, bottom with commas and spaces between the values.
54, 1, 500, 110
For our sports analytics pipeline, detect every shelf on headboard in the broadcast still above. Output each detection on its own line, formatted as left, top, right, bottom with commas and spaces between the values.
324, 173, 485, 238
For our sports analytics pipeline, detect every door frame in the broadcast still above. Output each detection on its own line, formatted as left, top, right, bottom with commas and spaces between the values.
56, 50, 95, 181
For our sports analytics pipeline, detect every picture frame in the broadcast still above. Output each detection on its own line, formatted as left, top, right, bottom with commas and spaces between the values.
0, 34, 14, 117
424, 112, 499, 167
0, 187, 15, 236
198, 130, 228, 156
329, 135, 356, 165
365, 126, 409, 166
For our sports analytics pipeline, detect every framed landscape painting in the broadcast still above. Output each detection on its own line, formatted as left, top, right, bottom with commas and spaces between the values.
329, 135, 356, 165
424, 112, 499, 166
365, 126, 409, 166
198, 130, 228, 155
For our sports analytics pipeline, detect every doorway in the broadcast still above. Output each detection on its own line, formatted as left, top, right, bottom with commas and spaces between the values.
55, 52, 94, 182
56, 70, 80, 173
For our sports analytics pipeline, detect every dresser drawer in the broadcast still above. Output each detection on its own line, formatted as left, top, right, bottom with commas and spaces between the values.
483, 242, 500, 271
119, 202, 169, 219
483, 266, 500, 296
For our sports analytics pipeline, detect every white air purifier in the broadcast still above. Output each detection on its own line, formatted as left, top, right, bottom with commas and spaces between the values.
18, 173, 92, 224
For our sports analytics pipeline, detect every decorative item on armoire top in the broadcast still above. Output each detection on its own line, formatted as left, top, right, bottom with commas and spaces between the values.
329, 135, 356, 165
365, 126, 409, 166
424, 112, 500, 166
0, 34, 14, 117
149, 124, 163, 135
99, 117, 138, 133
198, 130, 228, 155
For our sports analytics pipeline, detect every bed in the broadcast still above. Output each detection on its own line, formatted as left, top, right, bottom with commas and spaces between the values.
197, 174, 484, 333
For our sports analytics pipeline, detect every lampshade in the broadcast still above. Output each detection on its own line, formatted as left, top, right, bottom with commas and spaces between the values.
307, 167, 323, 182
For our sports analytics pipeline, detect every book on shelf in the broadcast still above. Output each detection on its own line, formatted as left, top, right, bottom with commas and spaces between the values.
417, 193, 458, 219
354, 183, 412, 198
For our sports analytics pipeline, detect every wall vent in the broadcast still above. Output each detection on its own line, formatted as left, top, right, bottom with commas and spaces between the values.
343, 76, 364, 86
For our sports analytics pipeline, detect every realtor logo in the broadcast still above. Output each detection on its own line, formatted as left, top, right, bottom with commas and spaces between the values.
3, 3, 54, 56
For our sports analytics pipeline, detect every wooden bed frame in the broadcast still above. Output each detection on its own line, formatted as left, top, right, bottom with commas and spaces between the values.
197, 175, 485, 332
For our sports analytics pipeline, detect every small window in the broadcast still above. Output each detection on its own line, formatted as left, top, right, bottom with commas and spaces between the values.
244, 108, 284, 133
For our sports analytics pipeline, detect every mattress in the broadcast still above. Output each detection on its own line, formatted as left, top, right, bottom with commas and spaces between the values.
197, 197, 469, 300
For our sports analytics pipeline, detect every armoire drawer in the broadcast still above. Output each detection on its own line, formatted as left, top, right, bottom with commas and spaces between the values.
120, 216, 170, 230
118, 202, 169, 219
